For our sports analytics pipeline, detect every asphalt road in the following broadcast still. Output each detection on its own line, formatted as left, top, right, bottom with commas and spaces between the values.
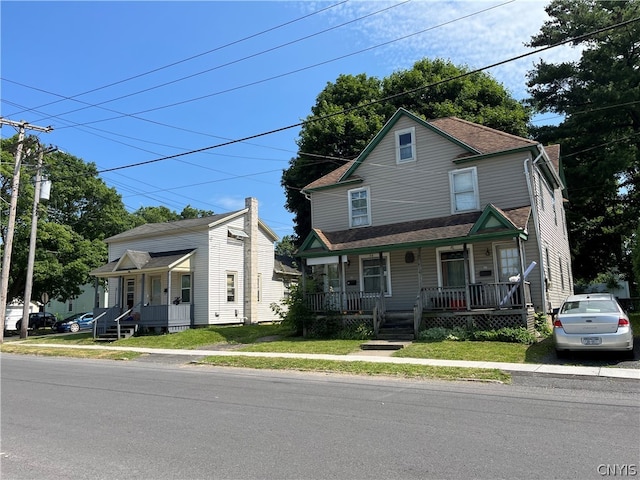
1, 354, 639, 480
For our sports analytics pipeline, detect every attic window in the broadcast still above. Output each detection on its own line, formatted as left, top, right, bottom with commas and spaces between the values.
395, 127, 416, 163
228, 228, 248, 240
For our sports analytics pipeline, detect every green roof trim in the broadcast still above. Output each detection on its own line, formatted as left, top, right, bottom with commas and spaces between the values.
469, 204, 519, 235
297, 230, 528, 258
297, 230, 329, 254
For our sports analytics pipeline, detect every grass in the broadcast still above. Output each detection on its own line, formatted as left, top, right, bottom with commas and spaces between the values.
4, 312, 636, 381
198, 355, 511, 383
0, 343, 140, 360
395, 336, 554, 363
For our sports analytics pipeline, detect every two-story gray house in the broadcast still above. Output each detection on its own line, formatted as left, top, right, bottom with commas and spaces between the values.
296, 108, 573, 336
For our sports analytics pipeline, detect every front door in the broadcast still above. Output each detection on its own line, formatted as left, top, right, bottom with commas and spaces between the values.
124, 277, 135, 310
150, 276, 162, 305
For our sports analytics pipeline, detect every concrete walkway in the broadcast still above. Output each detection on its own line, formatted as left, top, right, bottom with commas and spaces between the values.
15, 343, 640, 380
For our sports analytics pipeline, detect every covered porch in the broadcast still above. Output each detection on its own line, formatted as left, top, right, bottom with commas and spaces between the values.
297, 205, 537, 337
90, 249, 196, 338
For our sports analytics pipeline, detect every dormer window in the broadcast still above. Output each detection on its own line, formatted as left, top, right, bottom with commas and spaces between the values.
395, 127, 416, 164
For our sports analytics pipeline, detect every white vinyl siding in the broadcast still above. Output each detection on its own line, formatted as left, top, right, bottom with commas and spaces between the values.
395, 127, 416, 163
348, 187, 371, 227
449, 167, 479, 213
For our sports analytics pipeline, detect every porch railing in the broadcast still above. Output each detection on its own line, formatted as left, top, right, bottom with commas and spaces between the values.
419, 282, 531, 311
305, 291, 381, 313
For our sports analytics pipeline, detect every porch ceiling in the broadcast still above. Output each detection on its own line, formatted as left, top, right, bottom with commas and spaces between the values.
298, 205, 530, 257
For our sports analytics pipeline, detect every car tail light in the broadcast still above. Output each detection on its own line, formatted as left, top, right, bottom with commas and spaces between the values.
618, 318, 630, 327
553, 319, 563, 328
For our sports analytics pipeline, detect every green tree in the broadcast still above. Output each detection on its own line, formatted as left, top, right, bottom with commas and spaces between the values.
526, 0, 640, 283
131, 204, 215, 225
1, 136, 134, 303
282, 59, 531, 242
275, 235, 298, 257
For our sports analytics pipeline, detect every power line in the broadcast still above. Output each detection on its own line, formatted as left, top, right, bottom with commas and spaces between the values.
93, 15, 640, 175
7, 0, 349, 118
29, 1, 410, 123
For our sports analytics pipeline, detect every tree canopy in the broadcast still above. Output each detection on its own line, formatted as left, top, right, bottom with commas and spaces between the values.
281, 58, 531, 242
526, 0, 640, 286
1, 136, 214, 304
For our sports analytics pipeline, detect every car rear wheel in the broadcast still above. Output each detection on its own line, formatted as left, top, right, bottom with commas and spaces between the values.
69, 323, 80, 333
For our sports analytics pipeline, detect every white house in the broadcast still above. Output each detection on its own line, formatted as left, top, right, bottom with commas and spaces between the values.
90, 197, 298, 334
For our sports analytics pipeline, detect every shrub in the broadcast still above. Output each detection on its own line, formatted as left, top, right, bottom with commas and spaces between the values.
270, 284, 314, 336
419, 326, 535, 344
534, 312, 552, 337
336, 323, 374, 340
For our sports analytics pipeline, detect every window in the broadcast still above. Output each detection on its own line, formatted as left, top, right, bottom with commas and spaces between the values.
497, 246, 520, 282
360, 254, 391, 294
226, 273, 236, 302
348, 187, 371, 227
545, 247, 552, 289
395, 127, 416, 163
449, 167, 479, 213
559, 257, 565, 290
257, 273, 262, 302
440, 251, 466, 287
181, 274, 191, 303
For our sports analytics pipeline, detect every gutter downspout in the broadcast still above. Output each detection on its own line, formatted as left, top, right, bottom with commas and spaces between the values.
524, 149, 548, 314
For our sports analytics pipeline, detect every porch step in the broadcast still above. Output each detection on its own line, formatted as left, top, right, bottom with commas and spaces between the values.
95, 325, 137, 342
376, 311, 415, 341
360, 340, 410, 351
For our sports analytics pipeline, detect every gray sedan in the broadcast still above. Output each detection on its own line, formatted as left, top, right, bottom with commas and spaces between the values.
553, 293, 634, 357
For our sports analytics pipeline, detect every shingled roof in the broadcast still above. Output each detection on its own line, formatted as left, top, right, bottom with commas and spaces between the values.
303, 110, 559, 192
300, 205, 531, 255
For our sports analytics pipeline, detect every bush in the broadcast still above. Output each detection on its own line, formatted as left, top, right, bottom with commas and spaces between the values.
270, 284, 314, 336
419, 326, 536, 344
534, 312, 552, 337
336, 323, 374, 340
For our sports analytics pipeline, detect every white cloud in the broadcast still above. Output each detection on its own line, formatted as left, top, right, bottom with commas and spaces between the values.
318, 0, 583, 100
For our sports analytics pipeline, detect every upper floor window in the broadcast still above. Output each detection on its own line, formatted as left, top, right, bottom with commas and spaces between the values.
449, 167, 479, 213
348, 187, 371, 228
395, 127, 416, 163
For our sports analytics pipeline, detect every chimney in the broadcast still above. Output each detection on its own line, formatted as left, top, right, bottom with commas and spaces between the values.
243, 197, 259, 324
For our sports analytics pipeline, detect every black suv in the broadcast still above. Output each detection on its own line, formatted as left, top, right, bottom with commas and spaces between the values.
15, 312, 57, 331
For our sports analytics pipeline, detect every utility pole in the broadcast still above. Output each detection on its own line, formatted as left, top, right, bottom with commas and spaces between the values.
0, 118, 53, 344
20, 145, 56, 339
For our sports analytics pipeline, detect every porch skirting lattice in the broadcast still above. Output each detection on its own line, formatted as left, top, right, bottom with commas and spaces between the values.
422, 308, 535, 333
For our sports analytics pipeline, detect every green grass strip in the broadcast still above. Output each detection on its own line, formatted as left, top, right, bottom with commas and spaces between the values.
198, 355, 511, 383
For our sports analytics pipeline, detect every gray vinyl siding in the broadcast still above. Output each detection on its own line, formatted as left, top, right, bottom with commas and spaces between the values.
533, 168, 573, 310
311, 117, 533, 231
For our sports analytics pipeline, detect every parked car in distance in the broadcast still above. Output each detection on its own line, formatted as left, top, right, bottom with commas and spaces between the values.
553, 293, 634, 357
55, 312, 94, 333
15, 312, 58, 331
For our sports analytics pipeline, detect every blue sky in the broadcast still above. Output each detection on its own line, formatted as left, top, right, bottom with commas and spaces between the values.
1, 1, 579, 239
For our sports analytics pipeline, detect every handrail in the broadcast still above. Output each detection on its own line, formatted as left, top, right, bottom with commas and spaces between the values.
92, 310, 109, 339
114, 302, 142, 340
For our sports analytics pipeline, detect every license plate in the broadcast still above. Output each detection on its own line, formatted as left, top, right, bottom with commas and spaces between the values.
581, 337, 602, 346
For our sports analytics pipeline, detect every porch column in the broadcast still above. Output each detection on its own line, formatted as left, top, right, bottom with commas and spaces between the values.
463, 243, 471, 311
340, 255, 347, 311
167, 270, 172, 306
140, 273, 146, 308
